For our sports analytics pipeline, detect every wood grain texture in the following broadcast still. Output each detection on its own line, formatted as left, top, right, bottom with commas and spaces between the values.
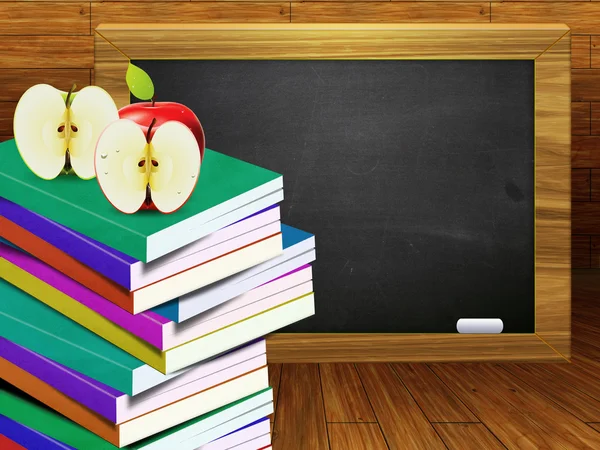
491, 2, 600, 35
0, 2, 89, 35
535, 34, 571, 167
0, 69, 90, 102
290, 2, 489, 23
91, 2, 290, 29
592, 236, 600, 268
489, 364, 600, 448
573, 136, 600, 168
592, 36, 600, 68
93, 34, 129, 108
0, 102, 16, 136
576, 339, 600, 360
574, 331, 600, 357
504, 363, 600, 422
0, 36, 93, 69
573, 322, 600, 347
572, 235, 591, 268
268, 363, 282, 422
391, 363, 478, 423
95, 23, 568, 61
592, 170, 600, 200
356, 364, 446, 449
573, 203, 600, 234
590, 423, 600, 433
573, 69, 600, 101
536, 165, 570, 264
533, 35, 571, 358
572, 169, 591, 201
327, 423, 388, 450
535, 267, 571, 358
574, 337, 600, 359
320, 363, 376, 423
573, 102, 591, 135
432, 423, 504, 450
572, 35, 591, 69
272, 364, 328, 450
591, 102, 600, 135
266, 334, 565, 362
432, 363, 600, 448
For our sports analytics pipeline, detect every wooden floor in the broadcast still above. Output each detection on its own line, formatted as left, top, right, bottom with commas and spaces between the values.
268, 270, 600, 449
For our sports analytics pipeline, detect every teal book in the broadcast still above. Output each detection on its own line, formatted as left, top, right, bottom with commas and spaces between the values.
0, 139, 282, 262
0, 278, 180, 396
0, 384, 273, 450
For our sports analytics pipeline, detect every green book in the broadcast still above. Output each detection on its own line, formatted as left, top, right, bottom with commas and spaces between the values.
0, 279, 182, 396
0, 384, 273, 450
0, 139, 282, 262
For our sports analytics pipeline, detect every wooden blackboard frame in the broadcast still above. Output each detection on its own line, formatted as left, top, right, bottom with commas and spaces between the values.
94, 23, 571, 363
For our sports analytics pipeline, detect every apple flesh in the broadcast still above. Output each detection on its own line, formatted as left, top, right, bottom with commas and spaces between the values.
94, 119, 201, 214
13, 84, 119, 180
119, 102, 205, 161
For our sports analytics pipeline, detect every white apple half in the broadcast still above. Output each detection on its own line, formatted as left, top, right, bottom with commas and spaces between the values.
94, 118, 201, 214
13, 84, 119, 180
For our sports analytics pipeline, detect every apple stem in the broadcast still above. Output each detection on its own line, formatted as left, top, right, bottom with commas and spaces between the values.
146, 118, 157, 143
151, 95, 156, 108
65, 83, 77, 108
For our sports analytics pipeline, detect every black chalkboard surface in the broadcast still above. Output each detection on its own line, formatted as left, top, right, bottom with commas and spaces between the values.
132, 60, 535, 334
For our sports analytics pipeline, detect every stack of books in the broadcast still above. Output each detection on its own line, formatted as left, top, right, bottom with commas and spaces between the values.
0, 138, 316, 449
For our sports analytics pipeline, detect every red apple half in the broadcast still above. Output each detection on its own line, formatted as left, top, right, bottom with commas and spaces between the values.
119, 102, 205, 161
94, 118, 201, 214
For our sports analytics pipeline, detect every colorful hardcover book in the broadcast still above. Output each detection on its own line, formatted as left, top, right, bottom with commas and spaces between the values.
2, 237, 311, 350
0, 198, 280, 290
201, 417, 270, 450
0, 415, 75, 450
156, 224, 316, 322
1, 355, 269, 447
0, 275, 315, 378
0, 385, 273, 449
0, 139, 283, 262
0, 225, 283, 314
0, 338, 266, 424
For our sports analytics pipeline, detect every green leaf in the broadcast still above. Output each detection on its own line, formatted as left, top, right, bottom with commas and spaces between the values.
126, 62, 154, 100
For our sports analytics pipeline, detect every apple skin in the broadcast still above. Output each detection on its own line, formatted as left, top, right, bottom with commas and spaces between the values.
118, 102, 205, 161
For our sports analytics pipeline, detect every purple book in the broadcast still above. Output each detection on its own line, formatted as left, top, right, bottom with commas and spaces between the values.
0, 197, 280, 290
0, 338, 266, 424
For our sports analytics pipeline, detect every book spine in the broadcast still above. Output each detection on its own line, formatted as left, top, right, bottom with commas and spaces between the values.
0, 176, 146, 261
0, 199, 133, 289
0, 338, 118, 422
0, 274, 135, 395
2, 244, 164, 349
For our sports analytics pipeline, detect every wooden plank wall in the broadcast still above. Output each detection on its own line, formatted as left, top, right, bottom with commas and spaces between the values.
0, 1, 595, 267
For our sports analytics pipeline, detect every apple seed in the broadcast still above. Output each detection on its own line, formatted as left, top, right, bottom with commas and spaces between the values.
145, 183, 152, 206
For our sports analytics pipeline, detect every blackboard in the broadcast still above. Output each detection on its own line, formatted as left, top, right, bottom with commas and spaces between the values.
132, 60, 535, 334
